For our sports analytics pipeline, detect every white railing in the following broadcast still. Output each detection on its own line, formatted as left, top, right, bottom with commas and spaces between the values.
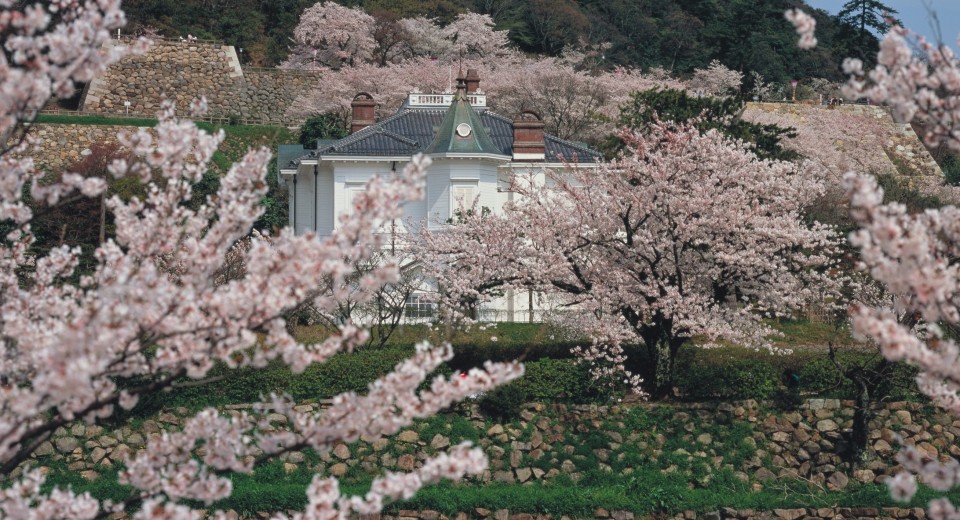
407, 93, 487, 108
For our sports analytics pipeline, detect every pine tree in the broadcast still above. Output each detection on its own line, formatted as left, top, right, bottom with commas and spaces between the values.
837, 0, 901, 35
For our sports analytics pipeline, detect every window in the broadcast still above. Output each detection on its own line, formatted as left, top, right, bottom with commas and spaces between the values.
450, 181, 478, 213
344, 183, 365, 214
405, 293, 435, 319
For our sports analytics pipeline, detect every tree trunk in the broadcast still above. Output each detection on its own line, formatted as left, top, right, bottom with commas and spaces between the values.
644, 339, 681, 400
847, 372, 872, 466
99, 192, 106, 245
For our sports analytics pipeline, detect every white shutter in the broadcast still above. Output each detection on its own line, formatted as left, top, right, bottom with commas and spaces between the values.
451, 181, 478, 213
344, 184, 365, 215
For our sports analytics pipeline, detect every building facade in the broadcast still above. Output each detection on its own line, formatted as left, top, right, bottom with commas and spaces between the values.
277, 71, 601, 321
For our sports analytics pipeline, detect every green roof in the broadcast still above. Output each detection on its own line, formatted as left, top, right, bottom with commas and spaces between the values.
425, 88, 506, 157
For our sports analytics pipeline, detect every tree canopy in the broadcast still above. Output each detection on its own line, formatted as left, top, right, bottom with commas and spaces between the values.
123, 0, 878, 81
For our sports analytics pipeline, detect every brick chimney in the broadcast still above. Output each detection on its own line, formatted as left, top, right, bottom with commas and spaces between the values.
465, 68, 481, 93
350, 92, 376, 134
512, 110, 545, 161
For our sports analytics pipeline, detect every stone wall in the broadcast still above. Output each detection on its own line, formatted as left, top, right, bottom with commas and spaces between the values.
19, 398, 955, 518
18, 124, 138, 172
744, 102, 942, 179
380, 505, 926, 520
79, 39, 320, 124
233, 69, 317, 123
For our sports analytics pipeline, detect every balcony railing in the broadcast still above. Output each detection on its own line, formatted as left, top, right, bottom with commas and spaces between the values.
407, 93, 487, 108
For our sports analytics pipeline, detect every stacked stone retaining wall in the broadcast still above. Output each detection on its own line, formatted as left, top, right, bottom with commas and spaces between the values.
374, 506, 927, 520
743, 102, 942, 179
19, 124, 135, 171
79, 39, 319, 124
19, 399, 957, 519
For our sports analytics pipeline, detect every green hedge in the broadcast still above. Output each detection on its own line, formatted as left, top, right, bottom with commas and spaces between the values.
671, 347, 920, 401
123, 341, 922, 420
131, 347, 418, 416
674, 353, 781, 400
447, 341, 580, 369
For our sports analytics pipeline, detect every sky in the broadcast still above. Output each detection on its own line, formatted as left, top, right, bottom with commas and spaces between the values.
804, 0, 960, 50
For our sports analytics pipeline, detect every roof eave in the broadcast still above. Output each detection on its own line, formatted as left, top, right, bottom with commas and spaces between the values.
319, 155, 414, 162
430, 152, 512, 161
506, 161, 601, 168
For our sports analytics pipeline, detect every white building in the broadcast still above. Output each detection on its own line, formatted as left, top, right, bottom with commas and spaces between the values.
277, 71, 601, 322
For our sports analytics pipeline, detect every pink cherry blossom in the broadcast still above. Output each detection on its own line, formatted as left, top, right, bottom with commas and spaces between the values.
417, 122, 841, 397
0, 1, 521, 517
842, 26, 960, 151
291, 1, 376, 67
785, 9, 818, 50
689, 60, 743, 97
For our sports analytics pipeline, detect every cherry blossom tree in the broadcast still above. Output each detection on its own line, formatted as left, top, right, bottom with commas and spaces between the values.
747, 71, 775, 101
282, 3, 693, 144
844, 173, 960, 506
397, 16, 452, 60
285, 58, 453, 123
441, 12, 511, 61
785, 8, 818, 50
787, 11, 960, 512
291, 1, 376, 68
417, 122, 840, 398
688, 60, 743, 98
0, 1, 521, 517
843, 26, 960, 151
287, 55, 685, 145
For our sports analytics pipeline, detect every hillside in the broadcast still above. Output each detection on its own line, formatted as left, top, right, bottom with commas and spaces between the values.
121, 0, 874, 83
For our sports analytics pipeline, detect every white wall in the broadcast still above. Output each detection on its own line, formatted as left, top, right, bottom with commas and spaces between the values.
426, 159, 500, 227
290, 159, 587, 236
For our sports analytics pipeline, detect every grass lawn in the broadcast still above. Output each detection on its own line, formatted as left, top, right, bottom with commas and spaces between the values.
34, 113, 158, 127
295, 318, 858, 350
43, 459, 954, 517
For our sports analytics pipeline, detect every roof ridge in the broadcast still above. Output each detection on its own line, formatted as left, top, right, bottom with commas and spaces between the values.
377, 129, 419, 147
544, 134, 600, 159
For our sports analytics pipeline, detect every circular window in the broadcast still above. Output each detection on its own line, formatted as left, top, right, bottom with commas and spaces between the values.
456, 123, 472, 137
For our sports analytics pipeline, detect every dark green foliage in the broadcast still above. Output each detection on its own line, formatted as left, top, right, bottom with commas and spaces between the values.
668, 344, 921, 402
129, 347, 418, 416
797, 354, 919, 400
616, 88, 798, 161
118, 337, 925, 424
484, 358, 614, 405
446, 341, 580, 371
942, 154, 960, 186
255, 154, 288, 232
672, 350, 781, 400
121, 351, 597, 421
298, 114, 348, 149
477, 383, 527, 420
834, 0, 899, 65
510, 359, 595, 401
838, 0, 900, 35
479, 358, 611, 419
875, 174, 944, 213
